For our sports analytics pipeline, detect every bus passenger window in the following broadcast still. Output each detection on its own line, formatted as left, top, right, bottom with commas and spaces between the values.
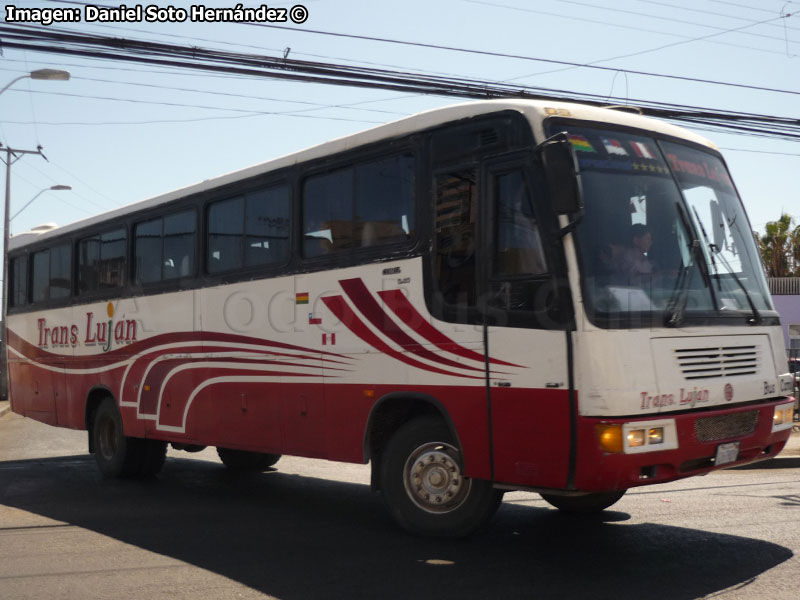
163, 211, 195, 279
245, 185, 290, 267
303, 168, 354, 257
355, 154, 414, 246
135, 219, 163, 284
49, 244, 72, 299
9, 255, 27, 308
435, 169, 477, 307
208, 196, 244, 273
302, 154, 414, 257
30, 244, 71, 302
32, 250, 49, 303
135, 210, 196, 283
78, 228, 126, 293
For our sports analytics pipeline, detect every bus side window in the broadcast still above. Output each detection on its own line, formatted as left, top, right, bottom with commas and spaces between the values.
135, 210, 195, 284
30, 244, 71, 303
78, 228, 126, 294
163, 211, 196, 279
303, 168, 353, 257
245, 185, 290, 267
31, 250, 50, 303
434, 169, 478, 308
208, 196, 245, 273
355, 154, 414, 246
9, 255, 28, 308
302, 154, 414, 258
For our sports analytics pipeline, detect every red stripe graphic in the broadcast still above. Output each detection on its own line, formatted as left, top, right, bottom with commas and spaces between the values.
155, 367, 326, 430
339, 278, 485, 373
119, 343, 347, 407
377, 289, 524, 368
321, 295, 483, 380
6, 329, 353, 370
138, 355, 345, 415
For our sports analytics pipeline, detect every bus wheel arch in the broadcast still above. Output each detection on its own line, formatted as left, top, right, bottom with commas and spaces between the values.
364, 393, 462, 492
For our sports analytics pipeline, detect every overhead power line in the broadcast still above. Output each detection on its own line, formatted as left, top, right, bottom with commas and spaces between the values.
2, 24, 800, 142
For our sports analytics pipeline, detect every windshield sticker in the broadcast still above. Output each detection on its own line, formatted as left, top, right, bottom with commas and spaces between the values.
602, 138, 628, 156
665, 152, 734, 189
568, 134, 596, 152
631, 141, 656, 159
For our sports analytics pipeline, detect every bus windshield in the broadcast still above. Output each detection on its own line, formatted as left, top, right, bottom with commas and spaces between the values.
566, 126, 772, 327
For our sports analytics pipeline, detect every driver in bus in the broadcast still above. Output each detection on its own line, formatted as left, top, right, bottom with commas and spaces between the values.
614, 223, 654, 285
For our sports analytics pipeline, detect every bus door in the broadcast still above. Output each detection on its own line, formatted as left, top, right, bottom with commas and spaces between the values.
481, 157, 572, 490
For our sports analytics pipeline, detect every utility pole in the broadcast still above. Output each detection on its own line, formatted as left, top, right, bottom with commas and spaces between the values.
1, 144, 48, 400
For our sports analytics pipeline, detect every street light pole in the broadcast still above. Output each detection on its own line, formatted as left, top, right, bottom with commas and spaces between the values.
0, 68, 70, 401
10, 185, 72, 224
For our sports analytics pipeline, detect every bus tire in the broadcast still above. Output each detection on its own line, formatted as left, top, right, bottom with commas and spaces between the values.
216, 447, 281, 470
540, 490, 626, 513
380, 416, 502, 538
92, 398, 143, 478
139, 440, 168, 477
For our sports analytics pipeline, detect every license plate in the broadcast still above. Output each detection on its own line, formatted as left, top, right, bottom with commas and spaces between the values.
715, 442, 740, 466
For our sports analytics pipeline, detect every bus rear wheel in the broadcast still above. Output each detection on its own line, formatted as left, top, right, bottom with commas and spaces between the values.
380, 416, 502, 538
216, 447, 281, 471
92, 398, 166, 478
540, 490, 626, 513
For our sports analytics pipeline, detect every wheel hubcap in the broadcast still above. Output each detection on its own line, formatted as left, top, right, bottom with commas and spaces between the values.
403, 442, 471, 514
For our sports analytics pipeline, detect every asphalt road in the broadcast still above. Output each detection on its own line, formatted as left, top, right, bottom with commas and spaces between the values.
1, 408, 799, 600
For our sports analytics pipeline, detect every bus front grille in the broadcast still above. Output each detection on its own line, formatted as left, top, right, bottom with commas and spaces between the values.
675, 345, 759, 380
694, 411, 759, 442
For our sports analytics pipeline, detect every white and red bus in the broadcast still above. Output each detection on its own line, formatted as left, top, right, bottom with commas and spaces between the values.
5, 100, 796, 537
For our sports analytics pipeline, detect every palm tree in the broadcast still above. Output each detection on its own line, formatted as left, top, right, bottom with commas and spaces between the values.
759, 214, 794, 277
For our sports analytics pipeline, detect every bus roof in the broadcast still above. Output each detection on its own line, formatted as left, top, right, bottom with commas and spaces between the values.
9, 98, 715, 251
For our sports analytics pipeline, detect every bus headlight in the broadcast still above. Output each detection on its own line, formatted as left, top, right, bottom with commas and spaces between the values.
597, 421, 677, 453
648, 427, 664, 444
772, 402, 796, 432
627, 429, 646, 447
623, 420, 678, 453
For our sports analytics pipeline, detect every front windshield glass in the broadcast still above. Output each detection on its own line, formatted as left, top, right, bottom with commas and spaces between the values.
565, 126, 772, 328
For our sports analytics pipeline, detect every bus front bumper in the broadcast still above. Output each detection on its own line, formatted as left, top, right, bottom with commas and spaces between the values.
573, 398, 795, 492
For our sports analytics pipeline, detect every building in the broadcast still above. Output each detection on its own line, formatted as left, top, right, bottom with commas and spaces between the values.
769, 278, 800, 365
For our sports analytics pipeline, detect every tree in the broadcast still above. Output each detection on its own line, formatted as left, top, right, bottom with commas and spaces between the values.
758, 214, 800, 277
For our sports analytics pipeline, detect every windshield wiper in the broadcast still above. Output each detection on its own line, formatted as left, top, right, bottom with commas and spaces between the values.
691, 207, 761, 325
708, 244, 762, 325
665, 202, 709, 327
665, 259, 693, 327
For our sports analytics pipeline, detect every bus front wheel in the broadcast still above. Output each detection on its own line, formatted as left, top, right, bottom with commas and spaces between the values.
380, 416, 502, 538
540, 490, 626, 513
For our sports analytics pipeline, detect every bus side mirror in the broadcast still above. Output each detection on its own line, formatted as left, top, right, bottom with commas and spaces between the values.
539, 133, 584, 216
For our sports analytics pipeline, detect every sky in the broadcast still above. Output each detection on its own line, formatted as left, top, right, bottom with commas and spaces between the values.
2, 0, 800, 245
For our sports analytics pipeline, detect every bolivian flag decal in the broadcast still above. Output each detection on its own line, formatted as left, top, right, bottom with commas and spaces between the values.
296, 292, 309, 305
